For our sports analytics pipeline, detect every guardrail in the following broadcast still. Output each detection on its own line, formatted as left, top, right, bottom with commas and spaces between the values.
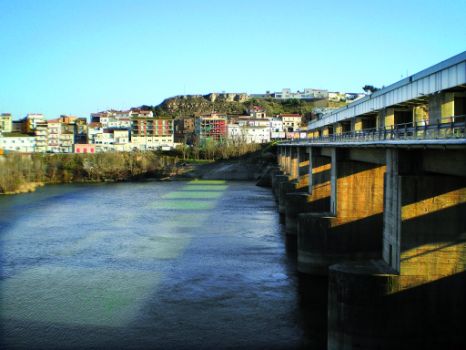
287, 116, 465, 144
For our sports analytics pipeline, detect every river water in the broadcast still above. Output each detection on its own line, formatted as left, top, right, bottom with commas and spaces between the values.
0, 180, 326, 349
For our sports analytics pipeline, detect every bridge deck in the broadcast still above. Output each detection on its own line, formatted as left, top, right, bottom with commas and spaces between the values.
279, 138, 466, 148
280, 119, 466, 148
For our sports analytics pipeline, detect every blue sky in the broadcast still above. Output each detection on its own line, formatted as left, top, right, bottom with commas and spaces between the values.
1, 0, 465, 119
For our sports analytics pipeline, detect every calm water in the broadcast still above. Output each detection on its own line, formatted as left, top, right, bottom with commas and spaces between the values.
0, 181, 326, 349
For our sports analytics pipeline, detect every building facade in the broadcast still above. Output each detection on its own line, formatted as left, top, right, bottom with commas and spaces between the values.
0, 135, 36, 152
74, 144, 96, 154
131, 117, 175, 150
0, 113, 13, 133
195, 114, 227, 142
227, 124, 271, 144
281, 114, 303, 132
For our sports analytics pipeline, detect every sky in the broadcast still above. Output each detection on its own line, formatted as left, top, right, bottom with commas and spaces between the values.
1, 0, 465, 119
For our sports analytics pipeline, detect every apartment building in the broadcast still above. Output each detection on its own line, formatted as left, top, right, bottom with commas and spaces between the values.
195, 114, 227, 142
270, 118, 285, 139
47, 118, 75, 153
227, 124, 271, 144
131, 117, 174, 150
34, 121, 48, 152
0, 134, 36, 152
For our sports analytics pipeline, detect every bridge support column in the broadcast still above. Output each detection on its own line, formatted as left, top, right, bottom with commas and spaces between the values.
272, 172, 288, 203
290, 147, 299, 180
297, 148, 385, 275
284, 147, 311, 234
277, 147, 283, 170
296, 149, 333, 273
278, 176, 299, 216
279, 147, 298, 215
282, 147, 288, 174
328, 149, 466, 349
288, 146, 294, 176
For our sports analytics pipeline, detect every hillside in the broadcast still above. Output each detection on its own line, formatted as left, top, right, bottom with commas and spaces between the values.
140, 93, 346, 118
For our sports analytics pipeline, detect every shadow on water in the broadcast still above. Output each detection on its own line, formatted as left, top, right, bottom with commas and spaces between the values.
297, 274, 328, 349
284, 233, 298, 258
280, 227, 328, 349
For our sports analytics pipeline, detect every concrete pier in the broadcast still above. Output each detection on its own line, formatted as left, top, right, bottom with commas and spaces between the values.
278, 179, 299, 215
301, 154, 385, 274
272, 173, 288, 202
274, 145, 465, 349
325, 150, 466, 348
283, 147, 313, 234
284, 192, 312, 235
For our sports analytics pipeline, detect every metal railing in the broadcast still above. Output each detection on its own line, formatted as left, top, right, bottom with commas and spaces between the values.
287, 116, 466, 144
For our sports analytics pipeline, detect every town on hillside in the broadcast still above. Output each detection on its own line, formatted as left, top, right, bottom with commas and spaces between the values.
0, 88, 365, 154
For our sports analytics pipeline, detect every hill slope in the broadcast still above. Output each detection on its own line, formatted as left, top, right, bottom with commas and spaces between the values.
140, 94, 344, 118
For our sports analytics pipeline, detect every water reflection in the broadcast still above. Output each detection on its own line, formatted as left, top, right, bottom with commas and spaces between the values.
0, 180, 327, 349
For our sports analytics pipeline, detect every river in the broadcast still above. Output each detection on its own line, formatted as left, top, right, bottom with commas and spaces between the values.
0, 180, 326, 349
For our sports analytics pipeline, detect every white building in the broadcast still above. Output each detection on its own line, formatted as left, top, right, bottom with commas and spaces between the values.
130, 135, 175, 150
227, 124, 271, 144
270, 118, 285, 139
47, 119, 61, 153
95, 144, 115, 152
273, 88, 328, 100
100, 115, 131, 129
109, 118, 131, 129
238, 118, 270, 127
113, 129, 130, 144
129, 109, 153, 118
0, 135, 36, 152
87, 122, 103, 144
34, 122, 48, 152
227, 124, 243, 141
281, 114, 302, 132
60, 133, 74, 153
25, 113, 46, 132
95, 130, 115, 146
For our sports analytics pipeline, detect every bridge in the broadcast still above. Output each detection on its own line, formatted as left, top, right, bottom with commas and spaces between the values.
273, 52, 466, 349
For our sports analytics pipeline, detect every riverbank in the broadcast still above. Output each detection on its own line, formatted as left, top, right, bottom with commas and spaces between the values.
0, 152, 178, 195
176, 150, 275, 181
0, 145, 276, 195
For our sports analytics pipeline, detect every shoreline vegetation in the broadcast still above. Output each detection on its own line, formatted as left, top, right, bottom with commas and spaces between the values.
0, 142, 267, 195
